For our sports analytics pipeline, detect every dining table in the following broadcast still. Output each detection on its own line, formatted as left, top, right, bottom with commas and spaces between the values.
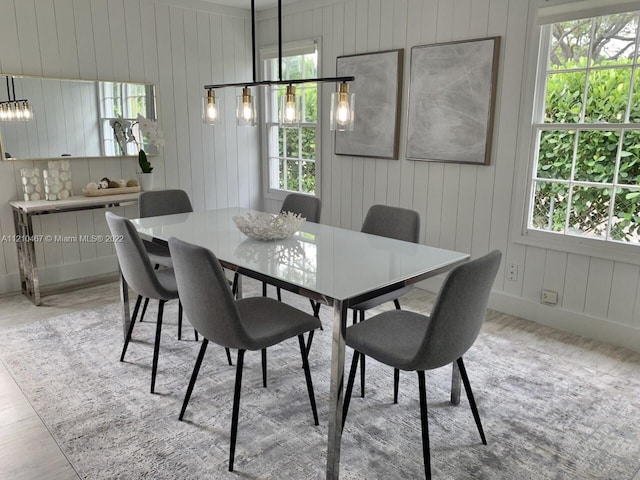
127, 206, 469, 479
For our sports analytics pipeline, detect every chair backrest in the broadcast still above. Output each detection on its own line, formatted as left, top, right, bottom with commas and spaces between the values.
139, 189, 193, 218
412, 250, 502, 371
280, 193, 322, 223
105, 212, 173, 300
168, 237, 253, 349
361, 204, 420, 243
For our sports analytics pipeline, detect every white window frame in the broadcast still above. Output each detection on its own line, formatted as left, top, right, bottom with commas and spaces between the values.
511, 0, 640, 266
260, 39, 321, 202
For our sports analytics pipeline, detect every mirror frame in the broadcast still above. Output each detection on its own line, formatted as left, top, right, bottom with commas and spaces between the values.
0, 73, 158, 162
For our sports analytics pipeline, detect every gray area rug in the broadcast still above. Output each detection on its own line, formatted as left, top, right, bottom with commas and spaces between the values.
1, 294, 640, 479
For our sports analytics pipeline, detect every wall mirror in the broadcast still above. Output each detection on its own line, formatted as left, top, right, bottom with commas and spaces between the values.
0, 74, 157, 161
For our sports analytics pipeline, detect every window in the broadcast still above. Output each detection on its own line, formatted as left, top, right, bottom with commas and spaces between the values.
99, 82, 155, 156
528, 11, 640, 245
263, 43, 318, 195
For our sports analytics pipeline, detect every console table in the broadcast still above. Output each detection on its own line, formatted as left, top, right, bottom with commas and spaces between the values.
9, 193, 140, 305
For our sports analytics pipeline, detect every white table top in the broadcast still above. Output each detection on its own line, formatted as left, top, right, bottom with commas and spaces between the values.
132, 207, 469, 303
10, 193, 140, 214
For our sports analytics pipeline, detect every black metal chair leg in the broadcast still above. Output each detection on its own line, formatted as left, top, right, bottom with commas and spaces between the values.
194, 329, 199, 342
120, 295, 142, 361
225, 348, 233, 366
229, 350, 245, 472
262, 281, 267, 297
417, 371, 431, 480
139, 297, 150, 322
179, 339, 209, 420
232, 272, 239, 298
298, 335, 319, 425
342, 351, 360, 432
276, 286, 282, 301
394, 368, 400, 404
456, 357, 487, 445
393, 298, 401, 310
305, 330, 315, 358
178, 301, 183, 340
262, 348, 267, 388
311, 300, 323, 330
150, 300, 165, 394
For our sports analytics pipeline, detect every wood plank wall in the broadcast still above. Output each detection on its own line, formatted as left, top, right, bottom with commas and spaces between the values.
258, 0, 640, 346
0, 0, 261, 292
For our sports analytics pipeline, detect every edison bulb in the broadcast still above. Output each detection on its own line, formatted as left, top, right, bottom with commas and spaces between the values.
284, 101, 297, 122
206, 103, 217, 121
242, 102, 253, 121
336, 101, 350, 124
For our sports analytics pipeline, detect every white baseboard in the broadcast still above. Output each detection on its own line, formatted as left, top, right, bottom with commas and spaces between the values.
417, 276, 640, 353
0, 256, 119, 296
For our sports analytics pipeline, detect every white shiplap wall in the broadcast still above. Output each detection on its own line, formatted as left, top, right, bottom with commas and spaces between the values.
257, 0, 640, 352
0, 0, 261, 293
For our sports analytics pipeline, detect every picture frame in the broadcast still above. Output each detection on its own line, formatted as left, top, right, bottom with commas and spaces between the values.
406, 37, 500, 165
335, 49, 403, 160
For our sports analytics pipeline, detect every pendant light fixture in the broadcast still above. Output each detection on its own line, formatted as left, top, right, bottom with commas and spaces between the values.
202, 89, 220, 125
0, 76, 33, 122
203, 0, 355, 130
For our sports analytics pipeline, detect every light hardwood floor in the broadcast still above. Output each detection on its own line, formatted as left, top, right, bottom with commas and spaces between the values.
1, 278, 640, 480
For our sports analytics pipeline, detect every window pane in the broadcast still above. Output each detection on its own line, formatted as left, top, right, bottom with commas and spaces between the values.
584, 68, 631, 123
537, 130, 575, 180
568, 186, 611, 239
531, 181, 568, 233
301, 161, 316, 194
590, 13, 638, 67
611, 187, 640, 242
277, 126, 284, 157
545, 71, 585, 123
574, 130, 619, 183
619, 130, 640, 184
301, 127, 316, 159
549, 19, 592, 69
285, 128, 299, 158
302, 85, 317, 123
629, 69, 640, 122
286, 160, 300, 191
278, 158, 286, 189
303, 53, 317, 77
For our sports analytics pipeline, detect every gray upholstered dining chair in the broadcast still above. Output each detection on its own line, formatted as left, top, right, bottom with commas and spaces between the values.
342, 250, 502, 479
135, 189, 193, 340
105, 211, 183, 394
168, 237, 321, 472
353, 204, 420, 401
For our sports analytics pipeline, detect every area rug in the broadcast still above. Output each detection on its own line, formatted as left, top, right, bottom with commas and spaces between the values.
1, 296, 640, 479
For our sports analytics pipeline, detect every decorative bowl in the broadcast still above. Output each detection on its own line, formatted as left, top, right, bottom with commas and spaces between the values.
233, 211, 305, 241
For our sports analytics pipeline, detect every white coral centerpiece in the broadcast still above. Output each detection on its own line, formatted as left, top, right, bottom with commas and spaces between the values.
233, 211, 305, 241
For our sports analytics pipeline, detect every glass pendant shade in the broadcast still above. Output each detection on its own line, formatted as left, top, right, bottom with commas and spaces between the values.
236, 86, 256, 127
202, 90, 220, 125
280, 85, 300, 125
330, 82, 355, 131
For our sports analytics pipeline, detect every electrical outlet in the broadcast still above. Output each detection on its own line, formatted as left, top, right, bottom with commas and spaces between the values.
507, 263, 519, 281
541, 290, 558, 305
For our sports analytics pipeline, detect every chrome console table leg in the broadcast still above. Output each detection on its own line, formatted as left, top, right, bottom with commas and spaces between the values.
12, 208, 41, 305
326, 299, 347, 479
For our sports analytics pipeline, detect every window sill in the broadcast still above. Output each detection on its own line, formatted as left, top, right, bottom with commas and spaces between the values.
512, 228, 640, 266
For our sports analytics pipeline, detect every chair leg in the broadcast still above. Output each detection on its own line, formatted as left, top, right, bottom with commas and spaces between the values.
194, 329, 199, 342
262, 281, 267, 297
179, 339, 209, 421
298, 335, 319, 425
342, 351, 360, 432
232, 272, 239, 298
276, 287, 282, 302
178, 301, 183, 340
225, 348, 233, 366
229, 349, 246, 472
120, 295, 142, 361
305, 330, 315, 358
139, 297, 150, 322
394, 368, 400, 404
417, 371, 431, 480
150, 300, 165, 394
456, 357, 487, 445
311, 300, 323, 330
359, 310, 366, 398
261, 348, 267, 388
393, 299, 401, 402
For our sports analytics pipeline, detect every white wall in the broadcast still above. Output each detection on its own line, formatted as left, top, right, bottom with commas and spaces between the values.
257, 0, 640, 352
0, 0, 261, 293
